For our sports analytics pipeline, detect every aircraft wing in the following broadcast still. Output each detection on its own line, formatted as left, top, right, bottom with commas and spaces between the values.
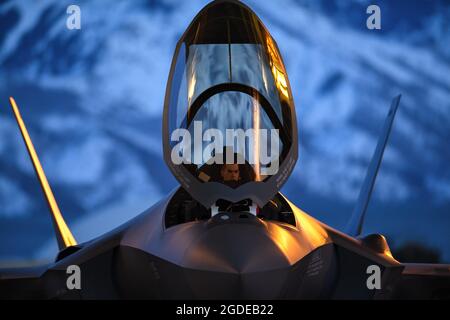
388, 263, 450, 299
0, 264, 50, 299
0, 227, 125, 299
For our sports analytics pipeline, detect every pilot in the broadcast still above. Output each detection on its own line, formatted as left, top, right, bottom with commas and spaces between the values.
217, 163, 255, 212
220, 163, 240, 185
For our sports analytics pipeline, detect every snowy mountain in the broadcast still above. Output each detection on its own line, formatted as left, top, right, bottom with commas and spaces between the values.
0, 0, 449, 262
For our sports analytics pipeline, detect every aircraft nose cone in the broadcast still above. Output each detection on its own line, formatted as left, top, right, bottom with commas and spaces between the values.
184, 214, 290, 273
181, 213, 292, 298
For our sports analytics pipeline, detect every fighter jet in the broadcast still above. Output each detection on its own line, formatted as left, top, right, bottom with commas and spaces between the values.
1, 0, 449, 299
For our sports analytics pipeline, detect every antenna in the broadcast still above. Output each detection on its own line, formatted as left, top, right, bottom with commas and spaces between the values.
346, 95, 401, 237
9, 97, 77, 250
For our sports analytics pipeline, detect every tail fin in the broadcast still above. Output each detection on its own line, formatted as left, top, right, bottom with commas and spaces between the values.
346, 95, 401, 237
8, 97, 77, 250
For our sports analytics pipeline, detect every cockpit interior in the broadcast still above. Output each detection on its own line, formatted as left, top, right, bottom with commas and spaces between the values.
164, 187, 296, 228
